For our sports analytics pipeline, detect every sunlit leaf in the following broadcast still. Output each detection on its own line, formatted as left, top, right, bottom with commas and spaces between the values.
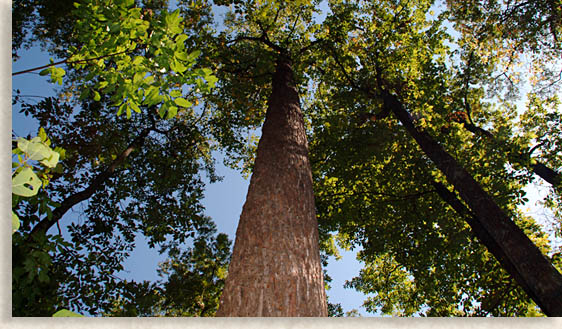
12, 167, 41, 197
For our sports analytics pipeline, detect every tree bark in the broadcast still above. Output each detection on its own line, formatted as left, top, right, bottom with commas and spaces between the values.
382, 90, 562, 316
431, 182, 529, 303
216, 55, 328, 316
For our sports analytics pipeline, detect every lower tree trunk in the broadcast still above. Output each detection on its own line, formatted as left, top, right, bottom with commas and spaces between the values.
382, 91, 562, 316
216, 56, 328, 316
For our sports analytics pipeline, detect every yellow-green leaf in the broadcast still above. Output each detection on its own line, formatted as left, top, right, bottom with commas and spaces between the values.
12, 212, 20, 234
174, 97, 192, 108
52, 309, 85, 317
12, 167, 41, 197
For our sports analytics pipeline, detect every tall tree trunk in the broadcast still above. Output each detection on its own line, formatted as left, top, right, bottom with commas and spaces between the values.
382, 90, 562, 316
216, 56, 328, 317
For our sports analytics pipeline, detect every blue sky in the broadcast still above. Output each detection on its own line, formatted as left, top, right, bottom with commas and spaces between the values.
12, 30, 371, 317
13, 1, 562, 318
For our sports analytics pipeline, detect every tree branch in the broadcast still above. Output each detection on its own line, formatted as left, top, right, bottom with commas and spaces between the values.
12, 50, 129, 76
27, 126, 152, 241
457, 117, 560, 186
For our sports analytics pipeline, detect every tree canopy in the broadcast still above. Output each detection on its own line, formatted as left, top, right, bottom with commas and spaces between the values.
12, 0, 562, 317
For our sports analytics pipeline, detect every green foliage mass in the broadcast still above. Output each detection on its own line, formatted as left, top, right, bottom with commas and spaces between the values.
307, 0, 561, 316
11, 0, 562, 317
103, 229, 231, 316
12, 129, 62, 231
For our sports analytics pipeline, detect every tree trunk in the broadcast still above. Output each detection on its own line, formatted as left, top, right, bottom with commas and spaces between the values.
382, 91, 562, 316
216, 55, 328, 317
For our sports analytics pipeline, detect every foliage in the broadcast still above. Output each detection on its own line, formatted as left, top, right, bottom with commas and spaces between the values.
103, 228, 231, 316
12, 129, 62, 232
11, 0, 562, 317
52, 309, 85, 317
12, 0, 225, 316
307, 0, 561, 316
204, 0, 323, 174
66, 0, 216, 119
445, 0, 562, 98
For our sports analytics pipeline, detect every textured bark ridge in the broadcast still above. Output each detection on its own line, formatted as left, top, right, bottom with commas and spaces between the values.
216, 56, 328, 317
383, 91, 562, 316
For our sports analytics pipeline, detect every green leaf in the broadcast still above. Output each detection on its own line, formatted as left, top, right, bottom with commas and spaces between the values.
174, 51, 188, 61
170, 89, 182, 98
38, 270, 49, 283
79, 88, 90, 101
174, 97, 192, 108
38, 127, 48, 143
207, 75, 218, 88
144, 86, 162, 106
40, 151, 60, 169
117, 103, 126, 116
171, 58, 187, 73
133, 72, 145, 84
166, 105, 178, 119
186, 50, 201, 63
12, 167, 42, 197
52, 309, 85, 317
39, 68, 50, 76
165, 9, 183, 34
17, 137, 59, 167
130, 101, 141, 113
12, 212, 20, 234
132, 56, 144, 66
158, 103, 167, 118
175, 34, 188, 46
143, 75, 155, 85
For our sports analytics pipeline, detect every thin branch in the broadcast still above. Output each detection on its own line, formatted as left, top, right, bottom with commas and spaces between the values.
529, 141, 547, 156
26, 126, 152, 241
226, 33, 284, 53
298, 38, 325, 56
283, 7, 304, 46
463, 52, 476, 125
538, 67, 562, 94
12, 50, 129, 76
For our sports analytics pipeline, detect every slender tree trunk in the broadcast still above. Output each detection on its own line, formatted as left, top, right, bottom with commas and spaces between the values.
216, 55, 328, 317
532, 162, 561, 187
382, 91, 562, 316
432, 181, 530, 304
460, 120, 561, 186
27, 127, 151, 240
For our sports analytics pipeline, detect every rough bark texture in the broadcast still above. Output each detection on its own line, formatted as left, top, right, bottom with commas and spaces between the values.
383, 91, 562, 316
216, 56, 328, 317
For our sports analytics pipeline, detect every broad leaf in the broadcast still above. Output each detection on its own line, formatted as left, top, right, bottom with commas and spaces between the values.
52, 309, 85, 317
12, 211, 20, 234
12, 167, 41, 197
